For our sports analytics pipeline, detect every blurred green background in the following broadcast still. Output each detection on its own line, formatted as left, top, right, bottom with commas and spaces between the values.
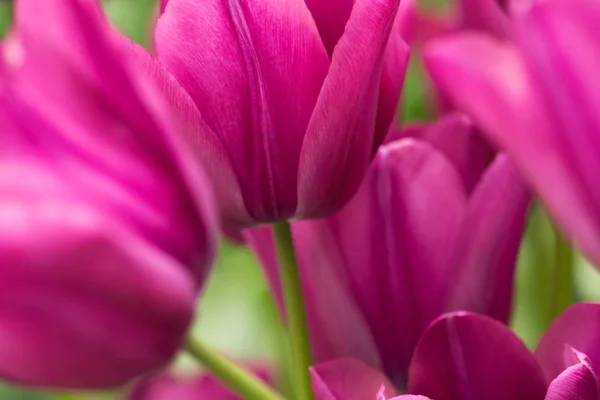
0, 1, 600, 399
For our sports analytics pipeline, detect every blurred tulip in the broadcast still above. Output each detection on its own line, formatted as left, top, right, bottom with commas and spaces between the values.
129, 367, 270, 400
424, 0, 600, 269
0, 0, 217, 389
407, 303, 600, 399
151, 0, 409, 228
246, 121, 529, 389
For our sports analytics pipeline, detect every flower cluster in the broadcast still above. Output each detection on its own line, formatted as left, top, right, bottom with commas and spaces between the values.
1, 0, 600, 399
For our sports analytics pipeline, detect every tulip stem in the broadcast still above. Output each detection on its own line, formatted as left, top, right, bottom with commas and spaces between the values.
273, 221, 314, 400
550, 223, 574, 321
186, 336, 284, 400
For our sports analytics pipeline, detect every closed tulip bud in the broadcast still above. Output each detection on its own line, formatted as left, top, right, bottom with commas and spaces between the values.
151, 0, 409, 228
0, 0, 217, 389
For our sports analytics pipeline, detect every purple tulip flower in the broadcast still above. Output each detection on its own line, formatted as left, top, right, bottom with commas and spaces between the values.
150, 0, 409, 228
0, 0, 217, 389
424, 0, 600, 269
312, 303, 600, 400
247, 117, 529, 390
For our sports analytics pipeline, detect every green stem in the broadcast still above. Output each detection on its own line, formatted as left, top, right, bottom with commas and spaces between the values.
550, 222, 574, 323
186, 336, 284, 400
273, 222, 314, 400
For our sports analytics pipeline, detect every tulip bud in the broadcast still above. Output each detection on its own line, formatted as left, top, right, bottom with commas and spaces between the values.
151, 0, 409, 228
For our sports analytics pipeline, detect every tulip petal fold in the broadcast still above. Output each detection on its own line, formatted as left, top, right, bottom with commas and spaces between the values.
408, 312, 548, 400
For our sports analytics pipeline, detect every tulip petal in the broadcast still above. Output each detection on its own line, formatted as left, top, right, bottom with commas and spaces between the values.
545, 347, 600, 400
156, 0, 329, 222
374, 16, 410, 152
444, 154, 530, 323
459, 0, 511, 39
515, 0, 600, 232
386, 113, 495, 193
0, 188, 195, 388
535, 303, 600, 385
114, 35, 250, 228
297, 0, 401, 218
424, 33, 600, 270
304, 0, 354, 56
160, 0, 168, 13
311, 358, 398, 400
408, 312, 547, 400
11, 0, 218, 273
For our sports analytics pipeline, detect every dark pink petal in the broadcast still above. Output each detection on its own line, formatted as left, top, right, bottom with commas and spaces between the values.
297, 0, 402, 218
514, 0, 600, 262
297, 140, 467, 386
0, 0, 217, 388
304, 0, 354, 55
459, 0, 511, 39
0, 179, 196, 388
408, 312, 547, 400
160, 0, 168, 13
424, 33, 600, 270
545, 347, 600, 400
156, 0, 329, 224
373, 14, 410, 152
444, 154, 530, 323
311, 358, 398, 400
535, 303, 600, 384
386, 113, 495, 193
114, 35, 252, 227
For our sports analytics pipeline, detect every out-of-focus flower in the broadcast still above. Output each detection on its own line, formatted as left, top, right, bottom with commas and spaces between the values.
129, 367, 270, 400
150, 0, 409, 228
424, 0, 600, 269
312, 302, 600, 399
246, 121, 529, 389
0, 0, 217, 389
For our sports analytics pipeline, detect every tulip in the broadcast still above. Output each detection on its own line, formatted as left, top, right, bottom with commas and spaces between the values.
407, 303, 600, 399
313, 302, 600, 400
424, 0, 600, 269
246, 118, 530, 390
0, 0, 217, 388
151, 0, 409, 228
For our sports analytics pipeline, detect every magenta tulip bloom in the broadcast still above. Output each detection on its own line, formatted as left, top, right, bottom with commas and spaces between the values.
424, 0, 600, 268
311, 303, 600, 399
0, 0, 217, 389
246, 119, 529, 389
153, 0, 409, 228
406, 303, 600, 399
